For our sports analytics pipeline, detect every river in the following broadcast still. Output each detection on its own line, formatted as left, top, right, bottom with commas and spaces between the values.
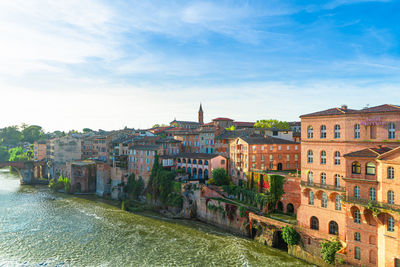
0, 169, 311, 266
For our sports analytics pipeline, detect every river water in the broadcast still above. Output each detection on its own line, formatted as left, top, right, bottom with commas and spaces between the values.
0, 169, 311, 267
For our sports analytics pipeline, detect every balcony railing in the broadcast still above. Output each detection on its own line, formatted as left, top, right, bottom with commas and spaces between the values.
344, 196, 400, 212
300, 180, 345, 192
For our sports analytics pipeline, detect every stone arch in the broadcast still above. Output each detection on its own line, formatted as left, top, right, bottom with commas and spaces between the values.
286, 203, 294, 214
363, 209, 376, 226
329, 221, 339, 235
277, 201, 284, 212
310, 216, 319, 230
369, 249, 377, 264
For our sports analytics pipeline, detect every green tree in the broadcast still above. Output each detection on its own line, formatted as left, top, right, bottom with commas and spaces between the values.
225, 125, 236, 131
8, 147, 32, 161
22, 125, 44, 143
0, 146, 9, 162
82, 128, 93, 133
125, 173, 144, 200
152, 124, 169, 128
254, 119, 290, 130
210, 168, 230, 186
0, 126, 23, 146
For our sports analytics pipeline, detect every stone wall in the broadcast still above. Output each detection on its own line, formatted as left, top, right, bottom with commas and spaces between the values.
96, 163, 111, 197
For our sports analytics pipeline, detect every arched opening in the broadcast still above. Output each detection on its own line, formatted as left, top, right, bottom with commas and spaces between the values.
75, 182, 81, 193
310, 216, 319, 230
204, 169, 209, 179
198, 160, 203, 165
369, 249, 376, 264
352, 161, 361, 174
277, 163, 283, 170
198, 169, 203, 179
187, 167, 191, 178
204, 160, 209, 165
183, 159, 186, 163
329, 221, 339, 235
277, 201, 283, 212
286, 203, 294, 214
178, 158, 181, 163
193, 168, 197, 179
272, 230, 288, 251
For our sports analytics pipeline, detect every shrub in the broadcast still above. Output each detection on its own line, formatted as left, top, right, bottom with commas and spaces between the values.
281, 225, 300, 246
321, 238, 342, 264
211, 168, 230, 186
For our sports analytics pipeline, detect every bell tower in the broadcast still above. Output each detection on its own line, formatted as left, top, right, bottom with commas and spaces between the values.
198, 103, 204, 125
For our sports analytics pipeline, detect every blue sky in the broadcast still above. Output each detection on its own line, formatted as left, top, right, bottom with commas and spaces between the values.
0, 0, 399, 131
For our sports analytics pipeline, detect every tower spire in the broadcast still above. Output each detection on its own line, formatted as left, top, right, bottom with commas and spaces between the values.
198, 103, 204, 125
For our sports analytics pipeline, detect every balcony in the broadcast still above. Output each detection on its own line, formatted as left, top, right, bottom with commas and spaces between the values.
344, 196, 400, 212
300, 180, 345, 192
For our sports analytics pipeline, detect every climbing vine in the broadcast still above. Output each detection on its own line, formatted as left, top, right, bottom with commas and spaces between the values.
321, 238, 342, 264
281, 225, 300, 246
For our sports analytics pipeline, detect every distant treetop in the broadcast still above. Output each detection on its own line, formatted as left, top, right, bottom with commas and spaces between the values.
254, 119, 290, 130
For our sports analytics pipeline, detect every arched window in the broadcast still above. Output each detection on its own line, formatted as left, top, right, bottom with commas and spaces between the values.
198, 169, 203, 179
335, 195, 341, 210
320, 151, 326, 164
354, 209, 361, 224
307, 126, 313, 139
388, 190, 395, 204
310, 216, 319, 230
188, 159, 191, 163
329, 221, 339, 235
320, 125, 326, 139
198, 160, 203, 165
354, 232, 361, 242
354, 247, 361, 260
354, 124, 360, 139
193, 159, 197, 164
388, 122, 395, 139
307, 171, 313, 185
369, 188, 376, 201
388, 216, 395, 232
307, 150, 313, 163
334, 174, 341, 188
178, 158, 181, 163
334, 125, 341, 139
183, 159, 186, 163
204, 160, 209, 165
321, 173, 326, 186
388, 167, 394, 179
322, 192, 327, 208
334, 151, 341, 165
354, 186, 361, 199
352, 162, 361, 174
366, 162, 376, 175
309, 191, 314, 205
204, 169, 209, 179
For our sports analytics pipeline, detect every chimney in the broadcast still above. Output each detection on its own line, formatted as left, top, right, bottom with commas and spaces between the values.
341, 105, 348, 111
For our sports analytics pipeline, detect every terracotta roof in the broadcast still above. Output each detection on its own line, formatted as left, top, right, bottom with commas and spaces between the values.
343, 146, 393, 158
215, 129, 253, 140
130, 145, 161, 151
234, 121, 254, 127
212, 117, 234, 121
176, 152, 225, 159
202, 122, 214, 126
240, 135, 299, 145
301, 104, 400, 117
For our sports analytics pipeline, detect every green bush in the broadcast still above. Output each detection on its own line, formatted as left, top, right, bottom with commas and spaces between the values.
281, 225, 300, 246
210, 168, 230, 186
321, 238, 342, 264
49, 175, 71, 193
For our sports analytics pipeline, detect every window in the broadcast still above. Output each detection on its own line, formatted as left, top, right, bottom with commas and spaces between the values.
261, 146, 264, 151
286, 162, 290, 168
270, 145, 273, 151
366, 162, 376, 175
307, 150, 313, 163
388, 167, 394, 179
320, 151, 326, 164
352, 162, 361, 174
269, 155, 273, 161
261, 155, 265, 161
287, 145, 290, 151
388, 190, 395, 204
261, 163, 265, 170
334, 125, 341, 138
329, 221, 339, 235
334, 151, 341, 165
252, 164, 256, 169
321, 173, 326, 185
354, 232, 361, 242
278, 146, 281, 151
335, 195, 341, 210
335, 174, 341, 188
252, 155, 256, 162
354, 124, 360, 139
295, 145, 298, 150
307, 171, 313, 185
309, 191, 314, 205
286, 155, 290, 161
269, 162, 273, 169
354, 247, 361, 260
354, 186, 361, 199
307, 126, 313, 139
389, 122, 395, 139
310, 216, 319, 230
388, 216, 395, 232
354, 209, 361, 224
252, 145, 256, 151
369, 188, 376, 201
320, 125, 326, 138
295, 154, 298, 161
322, 192, 327, 208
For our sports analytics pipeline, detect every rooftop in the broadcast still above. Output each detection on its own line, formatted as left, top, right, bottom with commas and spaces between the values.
343, 146, 393, 158
239, 135, 299, 145
176, 152, 225, 159
301, 104, 400, 118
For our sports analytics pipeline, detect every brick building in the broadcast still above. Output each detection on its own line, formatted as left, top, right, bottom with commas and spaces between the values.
298, 104, 400, 267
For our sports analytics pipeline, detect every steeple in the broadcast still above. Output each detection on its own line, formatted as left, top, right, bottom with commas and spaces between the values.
198, 103, 204, 125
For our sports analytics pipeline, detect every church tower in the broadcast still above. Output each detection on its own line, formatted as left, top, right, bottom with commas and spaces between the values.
198, 103, 204, 125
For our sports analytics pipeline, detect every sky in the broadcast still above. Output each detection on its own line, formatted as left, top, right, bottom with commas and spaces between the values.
0, 0, 399, 132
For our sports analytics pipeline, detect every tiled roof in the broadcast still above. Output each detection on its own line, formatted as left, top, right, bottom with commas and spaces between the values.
343, 146, 393, 158
234, 121, 254, 127
170, 120, 200, 125
156, 138, 181, 144
130, 145, 161, 151
301, 104, 400, 117
213, 117, 234, 121
240, 135, 299, 145
215, 129, 253, 140
176, 152, 225, 159
288, 121, 301, 126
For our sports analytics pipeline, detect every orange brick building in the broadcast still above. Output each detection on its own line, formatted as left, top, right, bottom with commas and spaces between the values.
298, 104, 400, 267
229, 134, 300, 183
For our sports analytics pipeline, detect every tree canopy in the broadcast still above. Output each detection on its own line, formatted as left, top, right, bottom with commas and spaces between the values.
82, 128, 93, 133
210, 168, 231, 186
8, 147, 33, 161
254, 119, 290, 130
152, 124, 169, 128
22, 125, 45, 143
